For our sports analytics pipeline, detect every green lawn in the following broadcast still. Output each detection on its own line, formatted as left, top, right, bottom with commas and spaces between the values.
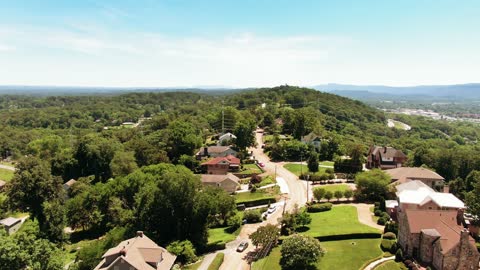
0, 168, 14, 181
320, 161, 334, 167
284, 163, 327, 176
374, 260, 407, 270
207, 227, 240, 245
239, 164, 263, 174
234, 186, 279, 204
183, 260, 203, 270
253, 238, 383, 270
63, 238, 99, 265
317, 184, 352, 194
302, 206, 381, 238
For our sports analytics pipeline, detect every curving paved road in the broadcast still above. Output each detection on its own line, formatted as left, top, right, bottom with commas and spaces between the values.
218, 129, 308, 270
0, 164, 15, 171
363, 256, 395, 270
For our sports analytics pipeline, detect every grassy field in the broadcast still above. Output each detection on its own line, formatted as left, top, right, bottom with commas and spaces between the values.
239, 164, 263, 174
316, 184, 352, 194
253, 238, 383, 270
207, 227, 240, 245
0, 168, 14, 181
320, 161, 334, 167
234, 186, 279, 203
374, 260, 407, 270
284, 163, 327, 176
302, 205, 381, 238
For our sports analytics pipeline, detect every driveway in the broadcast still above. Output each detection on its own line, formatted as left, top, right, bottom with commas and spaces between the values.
350, 203, 385, 231
0, 164, 15, 171
218, 129, 307, 270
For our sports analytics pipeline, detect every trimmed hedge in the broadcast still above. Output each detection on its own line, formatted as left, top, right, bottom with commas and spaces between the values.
380, 239, 396, 251
383, 232, 397, 240
314, 233, 382, 242
307, 202, 333, 213
204, 242, 226, 253
207, 253, 225, 270
236, 197, 276, 208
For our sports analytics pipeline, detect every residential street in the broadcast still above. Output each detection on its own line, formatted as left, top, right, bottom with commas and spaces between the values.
218, 129, 308, 270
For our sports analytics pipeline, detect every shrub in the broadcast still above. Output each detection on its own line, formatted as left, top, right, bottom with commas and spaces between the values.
307, 203, 332, 213
395, 249, 403, 262
167, 240, 198, 264
380, 239, 395, 251
384, 221, 399, 235
243, 209, 262, 223
390, 242, 398, 254
381, 212, 390, 220
377, 217, 386, 225
383, 232, 397, 240
227, 213, 242, 230
325, 168, 334, 174
374, 210, 382, 216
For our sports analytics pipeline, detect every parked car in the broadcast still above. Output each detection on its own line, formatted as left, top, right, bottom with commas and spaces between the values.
258, 162, 265, 168
237, 241, 249, 252
267, 205, 276, 214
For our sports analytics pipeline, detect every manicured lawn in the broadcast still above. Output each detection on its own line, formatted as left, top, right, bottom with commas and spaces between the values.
284, 163, 327, 176
302, 206, 381, 238
63, 238, 99, 265
320, 161, 334, 167
374, 260, 407, 270
183, 260, 203, 270
207, 253, 224, 270
207, 227, 240, 245
0, 168, 14, 181
317, 184, 352, 194
239, 164, 263, 174
253, 238, 383, 270
234, 186, 279, 204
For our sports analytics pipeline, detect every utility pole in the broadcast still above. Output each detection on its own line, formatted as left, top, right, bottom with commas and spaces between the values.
300, 153, 303, 178
307, 174, 310, 202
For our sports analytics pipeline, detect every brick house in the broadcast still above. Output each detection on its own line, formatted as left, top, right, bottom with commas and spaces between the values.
200, 173, 240, 193
94, 231, 176, 270
366, 146, 407, 170
201, 155, 240, 175
397, 209, 479, 270
196, 146, 238, 159
387, 167, 445, 191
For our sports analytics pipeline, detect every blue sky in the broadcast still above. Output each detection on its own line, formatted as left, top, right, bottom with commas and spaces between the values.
0, 0, 479, 87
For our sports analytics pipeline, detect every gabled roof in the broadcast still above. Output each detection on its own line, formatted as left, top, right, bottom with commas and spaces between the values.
202, 155, 240, 166
95, 232, 176, 270
301, 132, 322, 143
0, 217, 21, 227
370, 146, 406, 159
206, 146, 235, 154
422, 193, 465, 209
386, 167, 444, 184
405, 209, 476, 254
64, 179, 77, 187
219, 132, 237, 140
395, 180, 434, 193
396, 180, 464, 208
201, 173, 240, 184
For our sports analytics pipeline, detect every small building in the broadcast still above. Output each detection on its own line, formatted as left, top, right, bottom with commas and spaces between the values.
63, 179, 77, 198
217, 132, 237, 146
0, 180, 6, 192
366, 146, 407, 170
397, 209, 479, 270
301, 132, 323, 150
387, 167, 445, 191
201, 155, 240, 175
0, 217, 22, 235
94, 231, 177, 270
196, 146, 238, 159
200, 173, 240, 193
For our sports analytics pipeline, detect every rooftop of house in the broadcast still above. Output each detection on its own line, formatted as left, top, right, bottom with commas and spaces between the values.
206, 146, 235, 153
200, 173, 240, 184
386, 167, 444, 184
219, 132, 237, 140
301, 132, 322, 142
370, 146, 407, 159
0, 217, 21, 227
405, 209, 476, 254
64, 179, 77, 187
201, 155, 240, 166
396, 180, 464, 208
95, 231, 176, 270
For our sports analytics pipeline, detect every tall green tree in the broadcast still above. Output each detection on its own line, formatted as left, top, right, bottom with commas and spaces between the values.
355, 169, 391, 201
249, 224, 280, 249
280, 234, 324, 270
307, 151, 319, 173
163, 121, 202, 162
233, 119, 256, 151
6, 157, 63, 231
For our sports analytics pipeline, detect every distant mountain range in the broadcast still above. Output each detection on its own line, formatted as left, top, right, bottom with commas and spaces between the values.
312, 83, 480, 99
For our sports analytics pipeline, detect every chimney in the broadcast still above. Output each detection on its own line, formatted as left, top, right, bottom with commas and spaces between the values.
384, 146, 387, 153
137, 231, 144, 238
204, 147, 208, 156
443, 185, 450, 193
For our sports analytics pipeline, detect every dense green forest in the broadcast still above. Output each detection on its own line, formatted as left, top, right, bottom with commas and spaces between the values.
1, 85, 480, 269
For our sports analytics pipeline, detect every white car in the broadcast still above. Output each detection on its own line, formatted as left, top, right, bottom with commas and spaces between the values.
267, 205, 276, 214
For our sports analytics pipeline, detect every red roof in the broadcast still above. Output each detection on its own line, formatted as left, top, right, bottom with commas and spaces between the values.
202, 155, 240, 166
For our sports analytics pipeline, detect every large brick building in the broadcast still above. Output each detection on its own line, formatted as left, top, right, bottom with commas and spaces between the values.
398, 209, 479, 270
366, 145, 407, 170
